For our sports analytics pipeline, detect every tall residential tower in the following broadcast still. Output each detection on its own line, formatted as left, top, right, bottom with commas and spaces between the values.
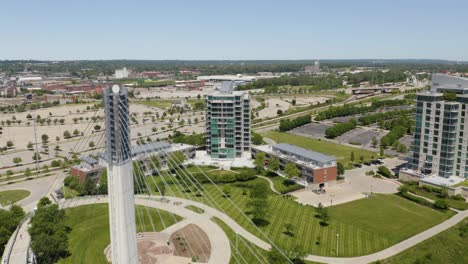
409, 74, 468, 179
206, 82, 251, 159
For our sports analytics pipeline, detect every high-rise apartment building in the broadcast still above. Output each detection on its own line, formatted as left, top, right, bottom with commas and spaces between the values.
206, 82, 251, 159
409, 74, 468, 179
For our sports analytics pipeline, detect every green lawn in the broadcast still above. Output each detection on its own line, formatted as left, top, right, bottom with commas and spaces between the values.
133, 98, 204, 110
262, 176, 303, 194
57, 204, 182, 264
185, 205, 205, 214
453, 180, 468, 187
145, 175, 454, 257
0, 190, 30, 206
62, 186, 79, 199
264, 131, 376, 166
381, 217, 468, 264
211, 216, 270, 264
404, 183, 468, 210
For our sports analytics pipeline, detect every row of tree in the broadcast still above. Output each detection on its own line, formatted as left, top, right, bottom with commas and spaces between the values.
325, 120, 357, 139
358, 109, 414, 126
239, 74, 344, 91
279, 115, 311, 132
315, 99, 411, 121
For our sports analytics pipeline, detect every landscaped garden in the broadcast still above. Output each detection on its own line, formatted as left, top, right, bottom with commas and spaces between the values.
402, 182, 468, 210
381, 217, 468, 264
0, 190, 30, 206
146, 173, 454, 257
57, 204, 181, 264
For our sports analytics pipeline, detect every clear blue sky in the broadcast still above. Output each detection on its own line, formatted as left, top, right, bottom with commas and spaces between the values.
1, 0, 467, 60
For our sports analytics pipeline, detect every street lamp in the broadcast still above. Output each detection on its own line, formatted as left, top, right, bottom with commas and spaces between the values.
235, 232, 239, 254
330, 194, 334, 207
336, 233, 339, 256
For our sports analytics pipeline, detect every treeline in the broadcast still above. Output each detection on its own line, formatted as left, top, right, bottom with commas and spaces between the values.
325, 120, 357, 138
279, 115, 311, 132
344, 70, 407, 86
358, 109, 415, 125
239, 74, 343, 91
315, 99, 411, 121
0, 205, 25, 255
171, 131, 206, 146
315, 105, 373, 121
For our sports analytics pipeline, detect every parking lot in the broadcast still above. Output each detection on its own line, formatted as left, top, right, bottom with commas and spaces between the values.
290, 122, 332, 139
291, 157, 406, 207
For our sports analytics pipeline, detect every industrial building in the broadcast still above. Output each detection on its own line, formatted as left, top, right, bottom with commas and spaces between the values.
401, 74, 468, 184
252, 143, 338, 189
206, 82, 251, 159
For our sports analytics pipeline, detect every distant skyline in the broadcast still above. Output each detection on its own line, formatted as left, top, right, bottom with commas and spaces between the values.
1, 0, 467, 61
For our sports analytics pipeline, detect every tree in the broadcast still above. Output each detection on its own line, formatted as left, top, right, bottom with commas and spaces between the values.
32, 152, 41, 161
37, 197, 52, 208
94, 125, 101, 130
73, 129, 80, 136
377, 166, 392, 178
64, 176, 80, 190
359, 155, 364, 163
277, 109, 283, 115
63, 130, 71, 139
283, 222, 294, 236
147, 155, 161, 172
291, 98, 296, 106
372, 137, 378, 148
254, 152, 266, 172
251, 132, 263, 145
350, 151, 355, 162
97, 169, 108, 195
268, 157, 280, 172
380, 147, 385, 157
41, 134, 49, 143
24, 168, 32, 177
315, 203, 330, 226
29, 204, 70, 264
222, 185, 231, 198
89, 141, 95, 148
27, 141, 34, 150
337, 162, 345, 176
13, 157, 22, 165
6, 140, 13, 148
284, 162, 300, 179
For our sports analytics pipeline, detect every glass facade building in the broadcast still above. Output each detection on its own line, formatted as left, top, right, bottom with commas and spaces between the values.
206, 82, 251, 159
410, 74, 468, 178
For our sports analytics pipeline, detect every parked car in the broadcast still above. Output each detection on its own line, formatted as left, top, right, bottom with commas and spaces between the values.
364, 162, 372, 166
353, 163, 362, 168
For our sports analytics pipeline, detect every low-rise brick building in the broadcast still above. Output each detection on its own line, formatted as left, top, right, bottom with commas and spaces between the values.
252, 143, 337, 189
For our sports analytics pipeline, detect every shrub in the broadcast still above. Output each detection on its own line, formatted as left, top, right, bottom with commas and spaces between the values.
377, 166, 393, 178
433, 199, 449, 210
450, 194, 465, 201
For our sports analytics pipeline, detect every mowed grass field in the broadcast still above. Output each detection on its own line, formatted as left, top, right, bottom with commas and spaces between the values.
381, 217, 468, 264
148, 175, 454, 257
133, 99, 204, 110
57, 204, 182, 264
0, 190, 30, 206
264, 131, 376, 165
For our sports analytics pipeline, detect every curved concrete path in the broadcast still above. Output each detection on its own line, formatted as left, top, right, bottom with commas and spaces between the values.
59, 195, 231, 264
5, 193, 467, 264
257, 176, 281, 195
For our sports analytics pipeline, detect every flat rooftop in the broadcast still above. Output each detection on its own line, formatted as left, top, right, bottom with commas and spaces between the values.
273, 143, 336, 164
420, 175, 465, 187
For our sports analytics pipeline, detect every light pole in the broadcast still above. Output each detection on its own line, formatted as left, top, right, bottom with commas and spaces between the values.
336, 233, 339, 256
235, 232, 239, 254
330, 194, 334, 207
32, 117, 40, 177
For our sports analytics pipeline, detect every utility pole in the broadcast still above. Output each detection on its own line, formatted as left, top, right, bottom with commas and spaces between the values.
33, 117, 40, 177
